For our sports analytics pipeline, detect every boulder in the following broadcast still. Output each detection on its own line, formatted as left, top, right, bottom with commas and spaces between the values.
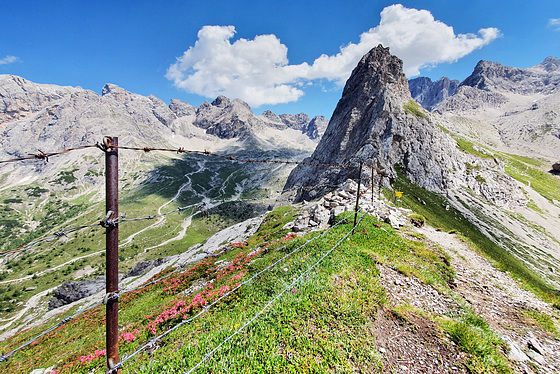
48, 276, 105, 310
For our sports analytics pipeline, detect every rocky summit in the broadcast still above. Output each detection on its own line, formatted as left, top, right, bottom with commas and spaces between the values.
283, 45, 522, 207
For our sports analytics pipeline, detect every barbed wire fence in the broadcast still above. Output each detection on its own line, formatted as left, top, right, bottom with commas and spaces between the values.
0, 138, 383, 372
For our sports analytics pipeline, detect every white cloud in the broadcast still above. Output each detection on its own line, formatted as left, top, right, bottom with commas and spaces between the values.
0, 55, 18, 65
549, 18, 560, 31
167, 4, 500, 107
166, 25, 310, 107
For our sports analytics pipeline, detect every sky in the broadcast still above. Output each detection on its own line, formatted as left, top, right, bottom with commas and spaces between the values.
1, 0, 559, 117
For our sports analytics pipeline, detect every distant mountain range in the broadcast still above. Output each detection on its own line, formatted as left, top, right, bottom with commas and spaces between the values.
409, 56, 560, 161
409, 56, 560, 112
0, 75, 327, 156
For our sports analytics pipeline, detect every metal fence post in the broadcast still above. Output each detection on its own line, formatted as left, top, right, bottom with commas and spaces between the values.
352, 162, 363, 234
105, 137, 120, 373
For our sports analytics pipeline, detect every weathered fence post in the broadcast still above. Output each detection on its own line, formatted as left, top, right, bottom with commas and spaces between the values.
352, 162, 363, 234
105, 137, 120, 373
371, 163, 374, 203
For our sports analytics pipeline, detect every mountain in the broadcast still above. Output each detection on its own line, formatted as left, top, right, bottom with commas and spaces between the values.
432, 57, 560, 160
283, 45, 521, 207
409, 57, 560, 113
0, 75, 325, 188
2, 49, 560, 374
284, 44, 560, 292
408, 76, 459, 109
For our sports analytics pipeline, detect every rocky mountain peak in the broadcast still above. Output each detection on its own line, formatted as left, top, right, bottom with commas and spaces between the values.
283, 45, 523, 208
342, 45, 410, 103
101, 83, 132, 102
533, 56, 560, 73
211, 95, 231, 108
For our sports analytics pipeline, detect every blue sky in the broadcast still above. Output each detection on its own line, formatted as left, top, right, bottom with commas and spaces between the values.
1, 0, 559, 117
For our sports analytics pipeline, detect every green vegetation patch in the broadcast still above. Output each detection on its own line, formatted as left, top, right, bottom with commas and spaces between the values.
392, 166, 560, 304
404, 100, 427, 119
440, 311, 512, 374
500, 153, 560, 203
451, 135, 495, 159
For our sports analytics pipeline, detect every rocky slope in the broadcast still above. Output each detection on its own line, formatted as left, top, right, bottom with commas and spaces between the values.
431, 57, 560, 160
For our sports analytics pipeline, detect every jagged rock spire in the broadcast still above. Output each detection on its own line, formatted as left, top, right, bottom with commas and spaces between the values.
283, 45, 487, 203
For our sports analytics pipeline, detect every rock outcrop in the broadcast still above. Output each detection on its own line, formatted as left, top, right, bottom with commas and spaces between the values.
48, 276, 105, 310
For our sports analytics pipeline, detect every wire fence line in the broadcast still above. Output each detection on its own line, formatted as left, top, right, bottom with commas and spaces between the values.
0, 204, 311, 363
0, 144, 101, 164
0, 299, 104, 363
108, 212, 357, 373
0, 141, 386, 174
0, 140, 381, 372
184, 211, 366, 374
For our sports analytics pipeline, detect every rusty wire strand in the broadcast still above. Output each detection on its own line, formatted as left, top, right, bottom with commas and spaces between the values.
0, 142, 388, 177
0, 144, 101, 164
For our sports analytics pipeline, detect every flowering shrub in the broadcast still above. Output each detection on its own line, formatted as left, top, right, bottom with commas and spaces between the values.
120, 329, 140, 343
78, 349, 106, 365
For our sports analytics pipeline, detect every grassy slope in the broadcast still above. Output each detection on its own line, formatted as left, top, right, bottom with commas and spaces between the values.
392, 168, 560, 306
0, 209, 513, 374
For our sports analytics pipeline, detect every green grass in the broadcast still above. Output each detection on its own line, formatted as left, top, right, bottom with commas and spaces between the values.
451, 135, 495, 159
391, 166, 560, 305
404, 100, 427, 119
521, 309, 559, 338
440, 311, 512, 374
500, 153, 560, 203
0, 209, 506, 373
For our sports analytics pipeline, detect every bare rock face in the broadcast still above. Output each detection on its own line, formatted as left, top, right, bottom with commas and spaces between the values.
435, 57, 560, 115
0, 75, 81, 126
283, 45, 524, 208
461, 58, 560, 95
408, 76, 459, 109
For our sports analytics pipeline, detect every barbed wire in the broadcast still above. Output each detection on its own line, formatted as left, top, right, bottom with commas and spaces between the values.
184, 211, 366, 374
0, 299, 104, 363
0, 142, 385, 173
112, 146, 357, 169
109, 212, 356, 373
0, 144, 101, 164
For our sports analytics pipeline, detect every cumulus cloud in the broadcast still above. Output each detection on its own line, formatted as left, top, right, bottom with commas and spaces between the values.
167, 4, 500, 107
166, 25, 309, 107
549, 18, 560, 31
311, 4, 501, 80
0, 55, 18, 65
